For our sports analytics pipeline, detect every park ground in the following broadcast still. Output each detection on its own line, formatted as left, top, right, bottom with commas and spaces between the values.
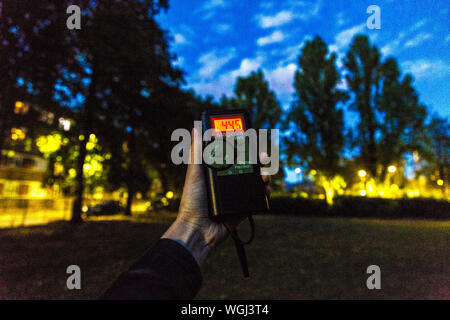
0, 211, 449, 299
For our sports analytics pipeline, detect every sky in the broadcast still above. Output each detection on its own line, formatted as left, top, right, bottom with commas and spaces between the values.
156, 0, 449, 182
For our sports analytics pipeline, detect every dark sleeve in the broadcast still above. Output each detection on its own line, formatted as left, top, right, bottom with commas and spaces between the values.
101, 239, 202, 300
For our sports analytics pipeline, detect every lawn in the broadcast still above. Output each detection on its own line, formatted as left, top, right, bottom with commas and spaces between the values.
0, 212, 449, 299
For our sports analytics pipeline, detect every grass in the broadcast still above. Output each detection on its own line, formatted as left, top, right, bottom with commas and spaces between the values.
0, 212, 449, 299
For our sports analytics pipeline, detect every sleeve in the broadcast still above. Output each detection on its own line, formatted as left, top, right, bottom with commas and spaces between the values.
101, 239, 202, 300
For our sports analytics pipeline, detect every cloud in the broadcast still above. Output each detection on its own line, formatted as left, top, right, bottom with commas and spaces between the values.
190, 56, 264, 98
381, 19, 429, 55
196, 0, 227, 20
293, 0, 322, 21
198, 48, 236, 79
402, 59, 450, 79
404, 32, 432, 48
334, 24, 365, 48
257, 30, 285, 46
265, 63, 297, 94
213, 23, 232, 34
257, 11, 294, 28
336, 12, 347, 27
173, 33, 188, 45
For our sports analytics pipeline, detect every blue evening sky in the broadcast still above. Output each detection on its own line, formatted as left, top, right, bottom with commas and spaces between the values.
157, 0, 449, 181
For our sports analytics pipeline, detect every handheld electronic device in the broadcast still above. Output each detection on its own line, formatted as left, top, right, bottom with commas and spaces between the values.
201, 109, 270, 277
201, 109, 270, 220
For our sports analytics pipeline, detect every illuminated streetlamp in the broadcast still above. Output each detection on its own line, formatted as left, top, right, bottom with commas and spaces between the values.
358, 170, 366, 178
388, 165, 396, 173
437, 179, 444, 186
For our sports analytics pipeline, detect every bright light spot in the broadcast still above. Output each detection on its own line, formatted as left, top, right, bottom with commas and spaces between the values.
68, 168, 77, 178
437, 179, 444, 186
358, 170, 366, 178
359, 190, 367, 196
310, 169, 317, 176
379, 190, 385, 196
11, 128, 26, 140
82, 206, 88, 213
58, 117, 71, 131
388, 165, 397, 173
79, 135, 85, 141
391, 184, 399, 192
166, 191, 174, 199
294, 167, 301, 174
14, 101, 29, 114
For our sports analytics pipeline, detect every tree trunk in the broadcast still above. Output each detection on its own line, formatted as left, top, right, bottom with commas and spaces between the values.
124, 127, 136, 216
71, 59, 98, 223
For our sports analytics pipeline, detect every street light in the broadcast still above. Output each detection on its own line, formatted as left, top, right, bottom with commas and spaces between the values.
388, 165, 396, 173
358, 170, 366, 178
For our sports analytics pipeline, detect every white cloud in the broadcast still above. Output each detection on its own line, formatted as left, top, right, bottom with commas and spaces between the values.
213, 23, 232, 34
173, 33, 187, 45
257, 30, 285, 46
336, 12, 347, 27
294, 0, 322, 21
404, 32, 432, 48
402, 59, 450, 79
202, 0, 226, 10
409, 19, 427, 33
334, 24, 365, 48
198, 48, 236, 79
196, 0, 227, 20
257, 11, 294, 28
190, 56, 264, 98
265, 63, 297, 94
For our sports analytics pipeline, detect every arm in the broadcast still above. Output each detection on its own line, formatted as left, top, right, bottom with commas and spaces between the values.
101, 128, 269, 300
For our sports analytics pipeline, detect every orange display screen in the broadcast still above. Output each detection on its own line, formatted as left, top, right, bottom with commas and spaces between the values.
212, 116, 244, 133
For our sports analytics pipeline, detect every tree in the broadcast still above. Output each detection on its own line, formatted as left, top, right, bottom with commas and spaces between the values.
377, 58, 427, 180
222, 70, 282, 129
426, 115, 449, 186
67, 0, 179, 220
287, 36, 348, 204
344, 35, 381, 179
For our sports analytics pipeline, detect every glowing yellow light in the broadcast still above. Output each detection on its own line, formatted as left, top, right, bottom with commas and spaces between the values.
68, 168, 77, 178
82, 206, 88, 213
54, 163, 64, 175
437, 179, 444, 186
14, 101, 29, 114
86, 142, 95, 151
391, 184, 399, 192
83, 164, 91, 171
388, 165, 397, 173
310, 169, 317, 176
89, 133, 96, 141
11, 128, 25, 140
358, 170, 366, 178
379, 190, 385, 196
166, 191, 174, 199
79, 135, 85, 141
359, 190, 367, 196
36, 134, 62, 154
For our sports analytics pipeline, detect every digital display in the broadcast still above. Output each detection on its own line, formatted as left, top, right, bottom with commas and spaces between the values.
212, 116, 244, 133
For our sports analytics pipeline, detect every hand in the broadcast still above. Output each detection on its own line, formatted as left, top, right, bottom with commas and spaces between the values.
162, 128, 270, 265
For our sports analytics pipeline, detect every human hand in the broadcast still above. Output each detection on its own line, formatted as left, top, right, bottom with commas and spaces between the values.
162, 128, 270, 265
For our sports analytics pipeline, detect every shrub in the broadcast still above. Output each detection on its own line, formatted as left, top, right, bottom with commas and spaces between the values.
265, 195, 450, 220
